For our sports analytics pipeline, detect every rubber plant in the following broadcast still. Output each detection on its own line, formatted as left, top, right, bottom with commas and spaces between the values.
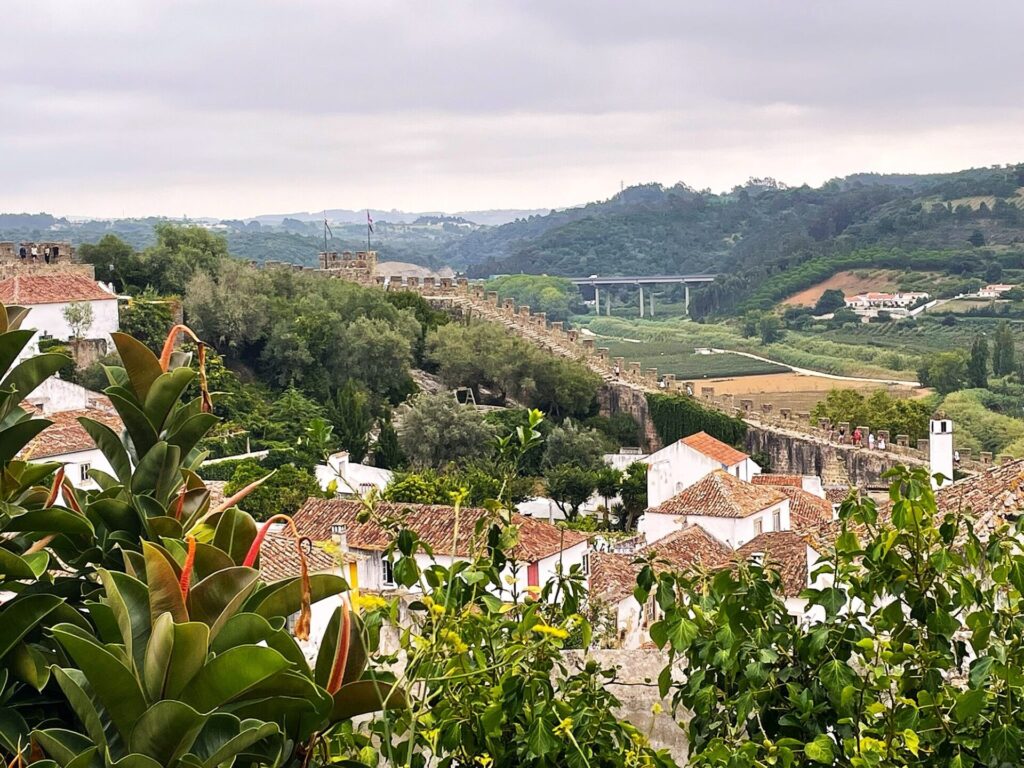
0, 320, 403, 766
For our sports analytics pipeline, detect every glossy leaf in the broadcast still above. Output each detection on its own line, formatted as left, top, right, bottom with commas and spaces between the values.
330, 679, 407, 722
180, 646, 291, 712
248, 573, 347, 620
142, 541, 188, 625
111, 332, 163, 402
186, 566, 259, 639
128, 700, 207, 764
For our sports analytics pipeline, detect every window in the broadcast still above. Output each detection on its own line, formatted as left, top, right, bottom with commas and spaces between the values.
772, 508, 782, 531
79, 463, 91, 482
753, 518, 763, 536
381, 556, 395, 586
581, 553, 590, 575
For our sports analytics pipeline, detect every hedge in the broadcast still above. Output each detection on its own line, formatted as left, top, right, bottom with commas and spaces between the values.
646, 392, 747, 447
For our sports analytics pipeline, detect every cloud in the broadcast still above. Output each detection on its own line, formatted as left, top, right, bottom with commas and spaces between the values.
1, 1, 1022, 217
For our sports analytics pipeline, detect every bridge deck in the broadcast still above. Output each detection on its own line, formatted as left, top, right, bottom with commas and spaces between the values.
570, 274, 717, 286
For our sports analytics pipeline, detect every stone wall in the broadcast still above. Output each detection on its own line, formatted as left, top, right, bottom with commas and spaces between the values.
597, 381, 662, 452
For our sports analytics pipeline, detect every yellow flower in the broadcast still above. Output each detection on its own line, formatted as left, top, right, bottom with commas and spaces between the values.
440, 629, 469, 654
531, 623, 569, 640
476, 755, 493, 768
355, 594, 389, 612
429, 602, 446, 617
524, 585, 542, 594
553, 717, 574, 737
651, 702, 663, 715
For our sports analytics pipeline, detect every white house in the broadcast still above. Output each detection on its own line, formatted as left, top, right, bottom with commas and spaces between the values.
590, 524, 731, 648
315, 451, 393, 497
293, 498, 589, 597
644, 431, 761, 509
844, 291, 929, 309
18, 379, 121, 489
0, 273, 119, 360
978, 283, 1014, 298
638, 469, 789, 547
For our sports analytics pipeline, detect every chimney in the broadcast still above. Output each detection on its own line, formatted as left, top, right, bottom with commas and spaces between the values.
929, 416, 954, 489
330, 523, 349, 554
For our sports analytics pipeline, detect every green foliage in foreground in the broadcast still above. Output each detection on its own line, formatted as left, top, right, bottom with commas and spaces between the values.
642, 465, 1024, 767
646, 392, 747, 447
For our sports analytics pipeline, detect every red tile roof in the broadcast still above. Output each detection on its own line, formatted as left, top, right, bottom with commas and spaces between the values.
777, 487, 834, 529
0, 274, 116, 305
649, 470, 786, 519
588, 552, 640, 604
590, 525, 731, 605
294, 498, 587, 562
752, 474, 804, 488
735, 531, 810, 596
257, 533, 339, 582
680, 431, 748, 466
21, 407, 122, 460
933, 459, 1024, 535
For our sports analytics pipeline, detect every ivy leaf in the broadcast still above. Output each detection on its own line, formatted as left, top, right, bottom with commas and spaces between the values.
981, 724, 1023, 766
819, 659, 855, 698
804, 734, 834, 764
954, 688, 986, 722
969, 656, 995, 689
903, 729, 920, 757
526, 716, 557, 758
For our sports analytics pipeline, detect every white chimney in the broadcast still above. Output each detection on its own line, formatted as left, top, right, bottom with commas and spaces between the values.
929, 417, 954, 489
330, 523, 349, 553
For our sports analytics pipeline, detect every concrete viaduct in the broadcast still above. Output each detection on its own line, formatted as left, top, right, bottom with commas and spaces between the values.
569, 274, 717, 317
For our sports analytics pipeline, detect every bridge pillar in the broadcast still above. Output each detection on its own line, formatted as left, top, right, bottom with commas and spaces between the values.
638, 284, 644, 318
606, 290, 611, 316
650, 289, 654, 317
593, 285, 599, 315
684, 284, 690, 314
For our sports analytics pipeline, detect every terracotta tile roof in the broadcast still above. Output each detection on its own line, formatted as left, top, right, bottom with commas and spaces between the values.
294, 498, 587, 562
640, 524, 731, 569
649, 469, 786, 519
0, 274, 116, 305
680, 431, 748, 466
590, 526, 732, 605
257, 533, 338, 582
21, 407, 122, 460
735, 531, 809, 597
589, 552, 640, 604
752, 474, 803, 488
933, 459, 1024, 535
825, 486, 852, 504
778, 487, 834, 529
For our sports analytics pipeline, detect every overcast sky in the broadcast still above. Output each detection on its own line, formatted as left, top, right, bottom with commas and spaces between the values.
3, 1, 1023, 218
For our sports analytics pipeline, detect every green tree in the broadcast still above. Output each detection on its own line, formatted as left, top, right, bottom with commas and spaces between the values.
398, 391, 496, 469
918, 351, 968, 394
119, 288, 175, 352
541, 419, 608, 470
329, 380, 373, 462
758, 314, 783, 344
643, 464, 1024, 768
968, 228, 986, 247
618, 461, 648, 531
968, 334, 990, 388
544, 465, 596, 521
813, 288, 846, 314
593, 466, 622, 527
741, 311, 761, 337
373, 418, 406, 470
224, 460, 323, 521
992, 320, 1016, 376
62, 300, 94, 340
144, 222, 229, 294
77, 233, 144, 291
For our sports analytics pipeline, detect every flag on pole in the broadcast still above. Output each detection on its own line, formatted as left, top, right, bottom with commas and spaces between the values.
366, 210, 374, 234
324, 218, 333, 238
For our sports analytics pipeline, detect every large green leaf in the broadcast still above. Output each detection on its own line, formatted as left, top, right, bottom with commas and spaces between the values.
131, 441, 182, 504
248, 574, 348, 620
0, 593, 63, 659
180, 646, 291, 712
0, 328, 36, 375
0, 547, 38, 579
107, 755, 163, 768
32, 728, 95, 766
187, 714, 280, 768
330, 679, 407, 722
186, 567, 259, 639
162, 621, 210, 700
111, 332, 163, 403
106, 391, 159, 460
50, 667, 113, 753
0, 417, 52, 463
212, 507, 257, 566
211, 613, 307, 669
4, 507, 93, 536
142, 541, 188, 625
166, 413, 219, 458
129, 701, 207, 764
9, 640, 51, 690
315, 607, 367, 689
0, 352, 69, 402
50, 625, 148, 740
143, 368, 195, 433
101, 570, 153, 672
79, 417, 132, 485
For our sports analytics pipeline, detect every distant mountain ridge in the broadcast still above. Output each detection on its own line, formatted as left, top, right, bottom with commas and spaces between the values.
249, 207, 552, 227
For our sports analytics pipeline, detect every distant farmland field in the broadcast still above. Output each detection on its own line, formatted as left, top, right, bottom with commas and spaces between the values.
596, 340, 789, 379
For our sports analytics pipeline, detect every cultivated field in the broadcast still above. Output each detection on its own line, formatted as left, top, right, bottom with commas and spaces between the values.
598, 340, 788, 379
783, 269, 902, 306
698, 372, 917, 413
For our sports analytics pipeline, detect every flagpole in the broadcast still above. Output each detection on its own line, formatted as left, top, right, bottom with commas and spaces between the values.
323, 210, 328, 253
366, 209, 371, 251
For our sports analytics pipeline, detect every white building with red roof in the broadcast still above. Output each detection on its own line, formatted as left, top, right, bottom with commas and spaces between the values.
643, 430, 761, 508
0, 273, 119, 360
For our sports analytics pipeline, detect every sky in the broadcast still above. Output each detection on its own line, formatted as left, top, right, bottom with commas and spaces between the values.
3, 1, 1023, 219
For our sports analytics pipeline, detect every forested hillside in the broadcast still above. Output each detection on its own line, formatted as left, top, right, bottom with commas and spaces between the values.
455, 165, 1024, 317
